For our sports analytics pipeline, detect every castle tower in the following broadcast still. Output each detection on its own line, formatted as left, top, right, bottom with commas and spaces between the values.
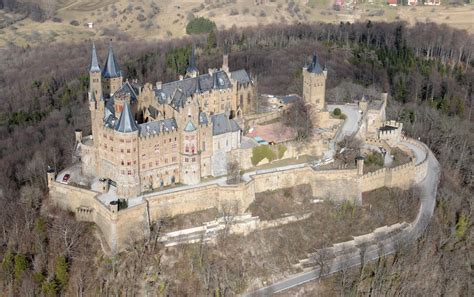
102, 43, 123, 97
185, 46, 199, 78
114, 102, 140, 198
89, 42, 103, 102
303, 52, 327, 125
180, 120, 201, 185
113, 90, 131, 120
222, 53, 229, 74
88, 42, 105, 156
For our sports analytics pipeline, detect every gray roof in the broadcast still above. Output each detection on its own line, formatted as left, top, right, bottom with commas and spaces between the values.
115, 102, 138, 133
114, 81, 139, 102
90, 42, 101, 73
147, 106, 160, 118
211, 113, 241, 136
307, 53, 323, 74
102, 44, 121, 79
230, 69, 252, 84
155, 71, 232, 111
199, 112, 208, 125
138, 118, 178, 137
186, 46, 199, 75
184, 120, 197, 132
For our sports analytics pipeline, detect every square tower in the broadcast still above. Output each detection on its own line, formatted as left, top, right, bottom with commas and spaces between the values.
303, 53, 327, 112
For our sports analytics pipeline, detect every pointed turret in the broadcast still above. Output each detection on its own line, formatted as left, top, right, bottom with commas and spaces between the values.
186, 45, 199, 77
115, 102, 138, 133
102, 43, 121, 79
307, 52, 323, 74
90, 42, 101, 73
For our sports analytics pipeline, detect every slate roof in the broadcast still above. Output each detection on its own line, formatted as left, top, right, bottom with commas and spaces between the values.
199, 112, 208, 125
102, 44, 122, 79
147, 106, 159, 119
307, 53, 324, 74
90, 42, 101, 73
155, 71, 232, 110
211, 113, 241, 136
115, 102, 138, 133
114, 81, 139, 102
138, 118, 178, 137
186, 46, 199, 75
184, 120, 197, 132
230, 69, 252, 84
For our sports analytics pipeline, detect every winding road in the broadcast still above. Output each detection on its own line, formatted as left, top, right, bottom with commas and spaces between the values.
245, 140, 440, 296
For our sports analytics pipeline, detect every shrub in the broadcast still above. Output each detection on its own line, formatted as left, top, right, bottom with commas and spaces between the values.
137, 14, 146, 22
277, 144, 287, 159
365, 152, 384, 167
251, 145, 276, 166
14, 254, 28, 280
455, 214, 468, 239
55, 256, 68, 289
186, 16, 216, 35
42, 281, 58, 297
69, 20, 79, 26
333, 108, 341, 116
1, 250, 14, 276
118, 198, 128, 210
52, 17, 62, 23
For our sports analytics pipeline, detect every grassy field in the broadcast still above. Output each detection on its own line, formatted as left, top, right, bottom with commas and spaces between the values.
0, 0, 472, 48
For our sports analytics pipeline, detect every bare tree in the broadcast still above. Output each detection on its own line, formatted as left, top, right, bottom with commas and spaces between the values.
226, 159, 241, 184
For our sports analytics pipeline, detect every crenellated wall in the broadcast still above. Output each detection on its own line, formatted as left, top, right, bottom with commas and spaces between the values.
49, 138, 430, 252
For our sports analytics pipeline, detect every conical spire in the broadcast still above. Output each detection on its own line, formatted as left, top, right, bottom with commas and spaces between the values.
186, 45, 199, 75
90, 42, 101, 73
115, 102, 138, 133
102, 42, 121, 79
307, 52, 323, 74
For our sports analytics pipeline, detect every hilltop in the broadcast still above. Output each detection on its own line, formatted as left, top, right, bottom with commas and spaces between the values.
0, 0, 473, 47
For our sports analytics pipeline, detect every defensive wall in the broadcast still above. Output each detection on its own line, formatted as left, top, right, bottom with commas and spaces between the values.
48, 137, 430, 252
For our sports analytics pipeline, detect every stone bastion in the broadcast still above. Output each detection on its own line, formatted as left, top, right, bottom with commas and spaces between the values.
47, 137, 429, 252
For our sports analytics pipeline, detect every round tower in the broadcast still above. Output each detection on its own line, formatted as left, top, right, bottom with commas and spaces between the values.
114, 102, 141, 198
180, 119, 201, 185
75, 129, 83, 144
47, 167, 56, 188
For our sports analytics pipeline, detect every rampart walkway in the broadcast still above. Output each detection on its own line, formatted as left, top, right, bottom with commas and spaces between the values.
245, 139, 439, 296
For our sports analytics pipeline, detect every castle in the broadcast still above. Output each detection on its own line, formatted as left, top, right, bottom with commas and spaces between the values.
77, 44, 339, 199
47, 44, 429, 252
80, 44, 255, 198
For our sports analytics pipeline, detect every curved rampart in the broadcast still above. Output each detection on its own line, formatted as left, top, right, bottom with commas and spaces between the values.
49, 137, 431, 252
246, 138, 437, 295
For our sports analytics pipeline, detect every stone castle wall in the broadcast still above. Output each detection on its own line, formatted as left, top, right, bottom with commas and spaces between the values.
49, 138, 429, 251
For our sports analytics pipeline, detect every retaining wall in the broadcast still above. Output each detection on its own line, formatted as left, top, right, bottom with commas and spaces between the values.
49, 138, 430, 251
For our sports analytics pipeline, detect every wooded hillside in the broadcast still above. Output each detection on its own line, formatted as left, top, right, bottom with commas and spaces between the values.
0, 21, 472, 295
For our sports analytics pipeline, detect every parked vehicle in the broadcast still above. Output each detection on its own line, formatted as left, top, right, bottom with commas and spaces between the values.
62, 174, 70, 183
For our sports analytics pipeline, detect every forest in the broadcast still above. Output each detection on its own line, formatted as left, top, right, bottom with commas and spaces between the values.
0, 21, 472, 295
